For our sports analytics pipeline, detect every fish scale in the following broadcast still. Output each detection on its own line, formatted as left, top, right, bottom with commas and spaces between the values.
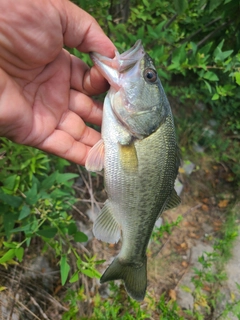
86, 40, 180, 301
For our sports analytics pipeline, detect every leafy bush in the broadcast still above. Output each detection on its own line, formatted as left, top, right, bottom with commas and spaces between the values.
73, 0, 240, 180
0, 138, 99, 286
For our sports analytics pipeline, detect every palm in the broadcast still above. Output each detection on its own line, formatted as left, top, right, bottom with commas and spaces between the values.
16, 50, 72, 146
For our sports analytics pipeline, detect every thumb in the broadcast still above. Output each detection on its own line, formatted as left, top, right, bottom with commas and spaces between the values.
59, 1, 115, 57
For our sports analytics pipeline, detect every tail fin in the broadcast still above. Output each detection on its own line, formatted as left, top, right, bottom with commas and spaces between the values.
100, 256, 147, 301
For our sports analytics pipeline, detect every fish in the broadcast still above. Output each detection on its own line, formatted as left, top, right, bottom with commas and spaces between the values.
85, 40, 180, 301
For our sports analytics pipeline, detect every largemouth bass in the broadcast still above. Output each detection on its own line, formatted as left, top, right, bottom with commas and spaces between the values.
86, 40, 180, 301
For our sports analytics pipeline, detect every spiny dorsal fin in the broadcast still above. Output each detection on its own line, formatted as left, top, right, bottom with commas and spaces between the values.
93, 200, 121, 244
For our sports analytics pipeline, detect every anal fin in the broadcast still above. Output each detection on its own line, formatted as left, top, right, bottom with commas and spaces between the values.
93, 200, 121, 244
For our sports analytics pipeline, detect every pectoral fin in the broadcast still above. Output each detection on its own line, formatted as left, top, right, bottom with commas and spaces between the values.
93, 200, 121, 244
85, 139, 104, 172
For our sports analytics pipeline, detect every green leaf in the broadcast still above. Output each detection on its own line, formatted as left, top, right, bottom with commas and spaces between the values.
25, 183, 38, 205
73, 231, 88, 243
3, 212, 16, 239
81, 268, 101, 279
67, 222, 77, 235
181, 285, 192, 293
172, 44, 187, 66
147, 25, 158, 39
200, 42, 213, 55
214, 44, 233, 62
0, 249, 15, 264
56, 173, 78, 184
60, 255, 70, 285
235, 72, 240, 85
221, 50, 233, 60
3, 174, 18, 192
11, 224, 32, 233
75, 258, 82, 272
208, 0, 223, 13
203, 71, 219, 81
26, 237, 31, 247
69, 272, 79, 283
212, 93, 219, 100
40, 171, 58, 190
142, 0, 149, 6
3, 242, 17, 249
0, 287, 7, 292
15, 247, 24, 262
158, 69, 171, 81
136, 25, 145, 39
217, 39, 225, 51
203, 80, 212, 93
0, 193, 22, 208
18, 205, 31, 220
37, 227, 58, 239
50, 189, 71, 199
173, 0, 188, 13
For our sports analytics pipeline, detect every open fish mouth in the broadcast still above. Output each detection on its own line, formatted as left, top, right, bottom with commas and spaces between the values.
90, 40, 145, 89
116, 40, 144, 72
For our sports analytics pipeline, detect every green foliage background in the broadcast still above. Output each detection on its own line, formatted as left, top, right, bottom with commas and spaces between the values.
0, 0, 240, 318
74, 0, 240, 180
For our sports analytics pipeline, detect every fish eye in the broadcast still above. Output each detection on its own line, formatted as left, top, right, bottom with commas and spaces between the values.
143, 68, 157, 83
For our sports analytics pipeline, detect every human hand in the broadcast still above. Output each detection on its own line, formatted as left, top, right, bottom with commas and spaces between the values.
0, 0, 115, 165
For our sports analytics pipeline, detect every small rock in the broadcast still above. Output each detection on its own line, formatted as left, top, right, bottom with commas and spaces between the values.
175, 178, 183, 196
23, 256, 54, 289
77, 220, 93, 244
202, 222, 213, 235
203, 127, 215, 138
86, 205, 100, 223
155, 217, 163, 228
182, 161, 195, 176
208, 119, 218, 127
193, 144, 205, 153
0, 292, 20, 320
196, 102, 206, 111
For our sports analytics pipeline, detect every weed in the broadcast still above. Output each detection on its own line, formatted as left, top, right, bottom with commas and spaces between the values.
151, 215, 183, 244
0, 138, 99, 287
183, 204, 239, 319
